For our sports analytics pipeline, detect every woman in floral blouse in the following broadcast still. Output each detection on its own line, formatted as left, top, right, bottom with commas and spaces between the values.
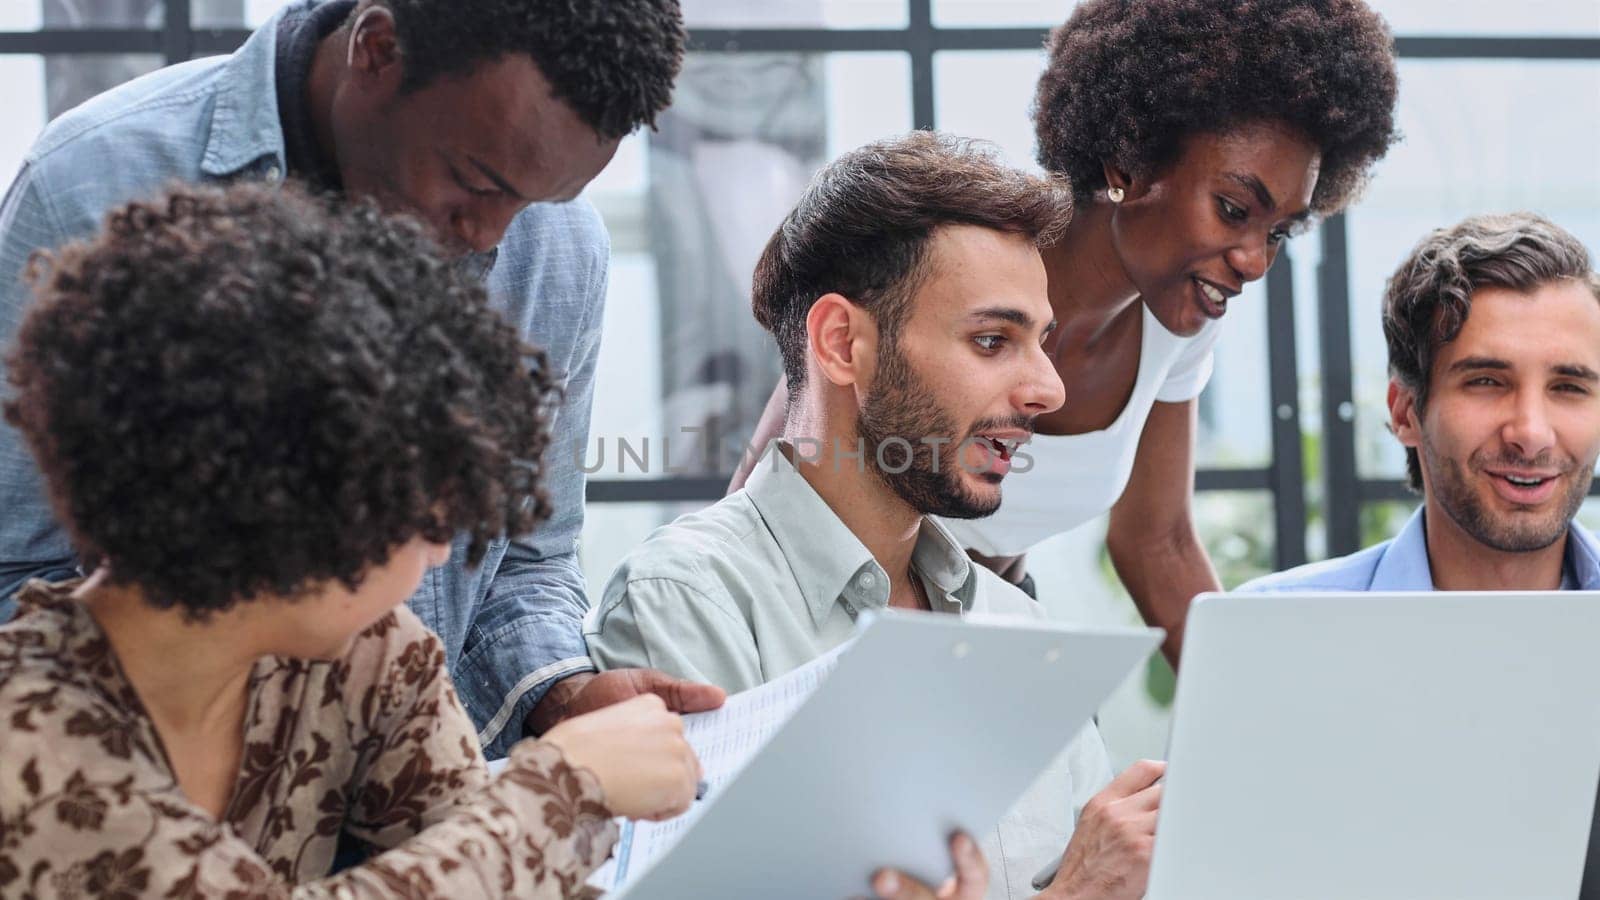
0, 183, 702, 898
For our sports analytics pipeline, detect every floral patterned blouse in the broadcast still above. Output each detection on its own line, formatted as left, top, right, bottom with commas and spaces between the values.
0, 579, 618, 898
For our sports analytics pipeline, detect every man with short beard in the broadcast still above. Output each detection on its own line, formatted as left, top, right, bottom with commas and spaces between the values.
1239, 213, 1600, 599
1237, 211, 1600, 897
1238, 211, 1600, 894
587, 132, 1167, 900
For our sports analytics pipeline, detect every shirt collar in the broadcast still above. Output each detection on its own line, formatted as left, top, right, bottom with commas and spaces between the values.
201, 4, 298, 180
1370, 507, 1438, 591
13, 579, 147, 715
1373, 506, 1600, 591
744, 441, 975, 626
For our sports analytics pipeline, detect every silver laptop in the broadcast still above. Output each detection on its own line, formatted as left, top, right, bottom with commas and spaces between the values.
1147, 591, 1600, 900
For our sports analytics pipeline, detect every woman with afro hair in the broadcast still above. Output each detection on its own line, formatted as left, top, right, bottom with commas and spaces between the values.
0, 182, 704, 898
734, 0, 1400, 668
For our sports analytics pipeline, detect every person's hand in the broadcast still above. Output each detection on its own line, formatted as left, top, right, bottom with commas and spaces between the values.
1041, 759, 1164, 900
525, 668, 727, 735
870, 832, 988, 900
540, 694, 702, 821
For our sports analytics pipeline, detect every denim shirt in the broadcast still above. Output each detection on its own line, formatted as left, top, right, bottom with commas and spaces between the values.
0, 6, 607, 758
1235, 507, 1600, 593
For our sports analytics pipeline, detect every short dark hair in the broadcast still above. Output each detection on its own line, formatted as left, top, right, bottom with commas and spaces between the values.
379, 0, 685, 140
1033, 0, 1399, 216
751, 131, 1074, 395
5, 182, 560, 619
1383, 212, 1600, 491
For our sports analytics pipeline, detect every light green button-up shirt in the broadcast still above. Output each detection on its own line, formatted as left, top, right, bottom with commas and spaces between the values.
586, 447, 1113, 899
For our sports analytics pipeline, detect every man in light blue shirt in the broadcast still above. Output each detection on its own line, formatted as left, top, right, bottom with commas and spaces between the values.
1235, 212, 1600, 897
0, 0, 720, 758
1240, 212, 1600, 598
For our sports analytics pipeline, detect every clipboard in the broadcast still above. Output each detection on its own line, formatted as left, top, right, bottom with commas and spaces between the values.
613, 608, 1161, 899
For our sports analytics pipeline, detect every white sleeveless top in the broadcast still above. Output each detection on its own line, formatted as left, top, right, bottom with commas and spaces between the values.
941, 303, 1222, 557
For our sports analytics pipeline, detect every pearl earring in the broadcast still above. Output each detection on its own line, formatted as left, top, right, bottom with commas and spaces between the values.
1107, 186, 1125, 203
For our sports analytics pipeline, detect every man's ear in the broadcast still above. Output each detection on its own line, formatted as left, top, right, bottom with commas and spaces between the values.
1388, 378, 1422, 448
346, 4, 403, 84
805, 293, 875, 390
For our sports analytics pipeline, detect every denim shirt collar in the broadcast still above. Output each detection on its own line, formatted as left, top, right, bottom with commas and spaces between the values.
745, 441, 975, 627
201, 4, 293, 179
1373, 507, 1600, 591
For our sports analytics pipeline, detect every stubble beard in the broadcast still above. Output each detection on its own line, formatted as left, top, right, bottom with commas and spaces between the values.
855, 344, 1001, 520
1421, 432, 1589, 553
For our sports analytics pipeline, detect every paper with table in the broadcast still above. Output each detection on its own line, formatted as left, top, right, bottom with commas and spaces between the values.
601, 642, 848, 886
493, 664, 843, 892
605, 609, 1162, 899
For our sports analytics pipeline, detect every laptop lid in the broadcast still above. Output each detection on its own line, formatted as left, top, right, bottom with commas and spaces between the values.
1147, 591, 1600, 900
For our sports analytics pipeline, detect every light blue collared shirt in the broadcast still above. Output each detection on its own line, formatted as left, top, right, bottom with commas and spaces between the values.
1236, 508, 1600, 593
0, 1, 608, 757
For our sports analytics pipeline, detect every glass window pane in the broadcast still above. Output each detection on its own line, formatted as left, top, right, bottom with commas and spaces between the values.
199, 0, 1600, 33
821, 52, 913, 158
194, 0, 283, 27
1, 0, 166, 29
0, 54, 166, 182
1366, 0, 1600, 36
933, 0, 1074, 28
189, 0, 245, 27
581, 502, 681, 596
933, 49, 1047, 172
932, 0, 1600, 34
1197, 281, 1273, 470
0, 57, 49, 181
199, 0, 909, 30
586, 253, 666, 480
585, 52, 910, 480
1346, 60, 1600, 481
1360, 499, 1421, 548
684, 0, 906, 29
1575, 496, 1600, 535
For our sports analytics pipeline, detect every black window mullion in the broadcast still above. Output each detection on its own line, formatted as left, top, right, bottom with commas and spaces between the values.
0, 29, 163, 53
1266, 247, 1308, 569
908, 0, 935, 130
1317, 215, 1361, 556
162, 0, 192, 64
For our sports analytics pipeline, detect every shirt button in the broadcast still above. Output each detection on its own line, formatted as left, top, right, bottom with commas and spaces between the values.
857, 572, 876, 589
265, 165, 282, 183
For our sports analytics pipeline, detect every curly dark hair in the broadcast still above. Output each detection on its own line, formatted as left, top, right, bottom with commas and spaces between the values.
752, 131, 1074, 395
4, 182, 561, 619
376, 0, 685, 140
1383, 212, 1600, 491
1033, 0, 1399, 216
